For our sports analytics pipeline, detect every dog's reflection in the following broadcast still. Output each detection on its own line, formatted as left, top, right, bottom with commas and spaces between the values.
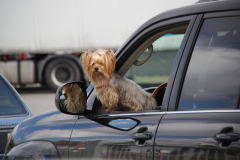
61, 84, 86, 113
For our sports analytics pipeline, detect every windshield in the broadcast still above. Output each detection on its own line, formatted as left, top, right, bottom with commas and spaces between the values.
0, 75, 28, 116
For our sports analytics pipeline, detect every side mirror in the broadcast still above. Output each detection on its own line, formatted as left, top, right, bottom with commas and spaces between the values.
55, 82, 87, 115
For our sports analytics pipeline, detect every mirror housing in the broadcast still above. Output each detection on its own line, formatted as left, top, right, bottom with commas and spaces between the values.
55, 81, 87, 115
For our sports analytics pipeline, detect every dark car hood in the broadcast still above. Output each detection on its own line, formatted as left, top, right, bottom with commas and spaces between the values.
11, 109, 78, 146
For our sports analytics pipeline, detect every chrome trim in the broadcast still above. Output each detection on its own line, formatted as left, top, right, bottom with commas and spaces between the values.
97, 110, 240, 117
0, 113, 29, 118
166, 109, 240, 114
108, 112, 166, 117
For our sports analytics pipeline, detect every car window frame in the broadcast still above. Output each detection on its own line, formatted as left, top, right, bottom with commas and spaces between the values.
169, 10, 240, 112
84, 15, 197, 116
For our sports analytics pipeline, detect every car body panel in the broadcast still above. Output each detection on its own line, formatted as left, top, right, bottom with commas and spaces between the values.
7, 110, 78, 158
155, 111, 240, 159
6, 141, 60, 159
69, 113, 164, 159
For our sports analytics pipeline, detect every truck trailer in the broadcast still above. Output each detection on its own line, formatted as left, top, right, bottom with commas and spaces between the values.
0, 0, 193, 91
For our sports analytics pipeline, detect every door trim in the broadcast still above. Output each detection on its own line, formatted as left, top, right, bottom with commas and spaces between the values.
99, 112, 166, 117
166, 109, 240, 115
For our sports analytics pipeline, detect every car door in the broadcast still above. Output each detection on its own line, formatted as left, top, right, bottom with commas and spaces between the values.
68, 16, 197, 160
155, 12, 240, 159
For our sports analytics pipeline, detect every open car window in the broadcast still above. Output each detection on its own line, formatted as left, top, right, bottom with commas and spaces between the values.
125, 32, 185, 89
96, 24, 189, 114
0, 75, 28, 116
122, 25, 188, 108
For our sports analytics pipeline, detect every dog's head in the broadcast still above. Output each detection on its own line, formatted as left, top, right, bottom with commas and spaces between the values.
81, 48, 116, 87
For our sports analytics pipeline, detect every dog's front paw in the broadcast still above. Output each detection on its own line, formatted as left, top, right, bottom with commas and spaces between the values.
106, 107, 114, 112
102, 105, 108, 109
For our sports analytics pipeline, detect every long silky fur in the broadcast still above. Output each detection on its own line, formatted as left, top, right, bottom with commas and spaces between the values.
81, 48, 156, 112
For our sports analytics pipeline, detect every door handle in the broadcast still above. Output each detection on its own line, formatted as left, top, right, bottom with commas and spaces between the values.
214, 133, 240, 142
132, 132, 152, 140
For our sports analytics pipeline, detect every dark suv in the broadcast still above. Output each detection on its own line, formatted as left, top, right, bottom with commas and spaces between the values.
4, 0, 240, 159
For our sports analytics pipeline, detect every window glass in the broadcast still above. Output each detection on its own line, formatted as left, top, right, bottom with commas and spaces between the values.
0, 75, 28, 116
125, 26, 187, 88
178, 17, 240, 110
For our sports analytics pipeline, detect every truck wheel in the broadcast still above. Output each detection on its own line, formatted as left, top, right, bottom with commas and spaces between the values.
44, 59, 81, 91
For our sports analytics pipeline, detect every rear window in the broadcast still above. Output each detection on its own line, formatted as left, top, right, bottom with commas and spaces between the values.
0, 75, 28, 116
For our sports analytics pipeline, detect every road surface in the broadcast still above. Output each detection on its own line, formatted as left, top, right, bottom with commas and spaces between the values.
17, 87, 57, 115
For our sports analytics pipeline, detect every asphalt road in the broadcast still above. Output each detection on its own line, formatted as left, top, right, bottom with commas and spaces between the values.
17, 87, 57, 115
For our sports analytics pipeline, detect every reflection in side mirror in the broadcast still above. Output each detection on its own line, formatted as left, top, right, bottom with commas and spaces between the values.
55, 82, 87, 115
61, 83, 86, 113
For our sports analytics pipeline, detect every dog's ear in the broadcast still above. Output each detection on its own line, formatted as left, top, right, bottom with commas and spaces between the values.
85, 49, 92, 56
105, 48, 116, 75
81, 49, 92, 74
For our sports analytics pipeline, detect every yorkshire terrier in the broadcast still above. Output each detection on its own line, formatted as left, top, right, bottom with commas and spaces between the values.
81, 48, 156, 112
62, 83, 86, 113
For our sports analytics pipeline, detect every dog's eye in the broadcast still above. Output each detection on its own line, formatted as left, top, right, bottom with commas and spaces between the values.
92, 63, 95, 66
100, 63, 103, 65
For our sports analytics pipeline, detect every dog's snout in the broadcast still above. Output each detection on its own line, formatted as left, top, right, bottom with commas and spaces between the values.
95, 67, 99, 72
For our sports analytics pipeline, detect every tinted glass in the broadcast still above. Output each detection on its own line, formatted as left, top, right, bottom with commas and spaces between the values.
0, 75, 28, 116
125, 25, 187, 88
178, 17, 240, 110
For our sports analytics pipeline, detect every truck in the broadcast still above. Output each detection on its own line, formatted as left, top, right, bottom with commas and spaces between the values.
0, 0, 193, 91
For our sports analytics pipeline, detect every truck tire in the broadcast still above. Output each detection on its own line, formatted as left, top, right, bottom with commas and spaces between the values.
44, 59, 81, 91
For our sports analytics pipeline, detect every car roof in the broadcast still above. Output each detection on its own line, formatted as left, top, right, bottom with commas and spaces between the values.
115, 0, 240, 59
135, 0, 240, 36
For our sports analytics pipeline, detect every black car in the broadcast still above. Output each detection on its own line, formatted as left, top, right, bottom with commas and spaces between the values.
4, 0, 240, 159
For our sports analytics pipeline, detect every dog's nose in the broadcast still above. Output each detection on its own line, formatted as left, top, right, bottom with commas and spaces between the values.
95, 67, 99, 72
